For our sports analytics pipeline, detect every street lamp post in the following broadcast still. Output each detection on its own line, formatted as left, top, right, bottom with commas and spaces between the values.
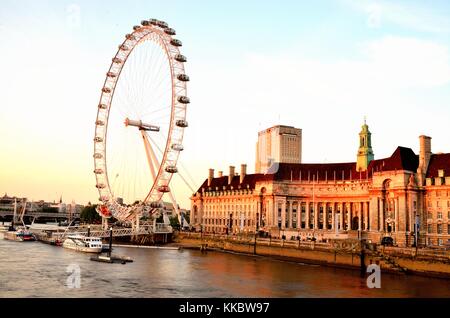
415, 214, 419, 253
254, 212, 259, 255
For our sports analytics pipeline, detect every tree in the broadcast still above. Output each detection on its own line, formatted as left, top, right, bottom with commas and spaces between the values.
182, 211, 190, 224
170, 215, 180, 230
80, 205, 101, 224
155, 214, 164, 223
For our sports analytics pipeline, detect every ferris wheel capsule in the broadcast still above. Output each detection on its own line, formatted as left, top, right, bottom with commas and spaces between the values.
177, 74, 190, 82
170, 39, 182, 47
164, 28, 176, 36
176, 120, 189, 128
165, 166, 178, 173
171, 144, 184, 151
157, 20, 169, 29
158, 185, 170, 193
174, 54, 187, 62
177, 96, 190, 104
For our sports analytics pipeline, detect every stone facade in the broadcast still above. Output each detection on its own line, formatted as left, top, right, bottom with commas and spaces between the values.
191, 125, 450, 248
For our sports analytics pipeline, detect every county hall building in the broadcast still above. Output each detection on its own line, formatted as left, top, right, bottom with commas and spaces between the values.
190, 123, 450, 248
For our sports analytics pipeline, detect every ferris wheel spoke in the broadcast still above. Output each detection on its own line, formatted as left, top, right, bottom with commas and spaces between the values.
150, 132, 197, 194
139, 104, 170, 118
145, 78, 172, 110
140, 130, 158, 181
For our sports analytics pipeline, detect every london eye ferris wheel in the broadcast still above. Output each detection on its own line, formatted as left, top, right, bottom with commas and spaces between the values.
93, 19, 189, 222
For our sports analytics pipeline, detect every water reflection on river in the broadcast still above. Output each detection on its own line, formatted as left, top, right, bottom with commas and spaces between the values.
0, 237, 449, 298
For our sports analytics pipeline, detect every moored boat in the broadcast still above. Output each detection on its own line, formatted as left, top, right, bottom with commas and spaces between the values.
62, 235, 103, 253
3, 229, 36, 242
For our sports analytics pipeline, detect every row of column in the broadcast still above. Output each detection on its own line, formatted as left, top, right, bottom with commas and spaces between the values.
278, 201, 370, 231
370, 196, 405, 233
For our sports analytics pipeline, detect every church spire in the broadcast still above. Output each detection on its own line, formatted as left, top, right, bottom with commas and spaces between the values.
356, 118, 374, 172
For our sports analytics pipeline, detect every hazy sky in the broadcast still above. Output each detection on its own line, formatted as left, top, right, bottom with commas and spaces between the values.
1, 0, 449, 208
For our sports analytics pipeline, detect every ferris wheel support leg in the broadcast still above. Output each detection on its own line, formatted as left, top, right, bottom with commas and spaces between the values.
102, 217, 108, 231
141, 130, 157, 181
167, 189, 182, 228
136, 215, 140, 233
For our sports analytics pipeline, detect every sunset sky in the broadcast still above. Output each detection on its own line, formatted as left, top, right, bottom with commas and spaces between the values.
1, 0, 449, 208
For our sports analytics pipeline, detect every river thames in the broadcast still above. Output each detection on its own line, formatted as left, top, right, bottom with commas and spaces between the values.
0, 237, 449, 298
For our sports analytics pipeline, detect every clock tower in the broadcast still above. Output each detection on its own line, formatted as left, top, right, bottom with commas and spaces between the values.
356, 119, 374, 172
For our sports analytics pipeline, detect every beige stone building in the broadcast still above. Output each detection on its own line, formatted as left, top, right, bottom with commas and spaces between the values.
255, 125, 302, 173
191, 122, 450, 248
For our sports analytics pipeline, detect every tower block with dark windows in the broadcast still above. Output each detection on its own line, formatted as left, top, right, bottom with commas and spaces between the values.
356, 120, 374, 172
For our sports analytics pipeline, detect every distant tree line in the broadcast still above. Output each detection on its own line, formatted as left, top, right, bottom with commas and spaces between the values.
80, 205, 101, 223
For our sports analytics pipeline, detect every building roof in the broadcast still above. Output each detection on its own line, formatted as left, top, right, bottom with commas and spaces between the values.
426, 153, 450, 178
197, 174, 274, 193
195, 146, 435, 194
271, 161, 367, 181
368, 146, 419, 173
258, 125, 301, 135
272, 146, 419, 182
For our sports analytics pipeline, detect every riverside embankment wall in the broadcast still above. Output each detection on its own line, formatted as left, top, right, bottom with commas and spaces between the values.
176, 233, 450, 279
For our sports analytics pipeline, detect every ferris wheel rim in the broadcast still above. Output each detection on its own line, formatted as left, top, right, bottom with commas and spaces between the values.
93, 20, 188, 221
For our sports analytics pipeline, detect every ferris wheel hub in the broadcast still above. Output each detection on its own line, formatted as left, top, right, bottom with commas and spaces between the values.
124, 117, 160, 132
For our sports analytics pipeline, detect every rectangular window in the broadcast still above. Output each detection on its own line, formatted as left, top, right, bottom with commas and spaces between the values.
437, 201, 441, 208
437, 224, 443, 234
438, 238, 444, 246
427, 224, 433, 233
428, 212, 433, 219
448, 224, 450, 235
437, 212, 443, 219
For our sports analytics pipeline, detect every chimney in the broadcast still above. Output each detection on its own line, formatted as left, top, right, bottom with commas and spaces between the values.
208, 169, 214, 187
228, 166, 235, 185
240, 164, 247, 184
218, 171, 223, 178
417, 135, 432, 186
